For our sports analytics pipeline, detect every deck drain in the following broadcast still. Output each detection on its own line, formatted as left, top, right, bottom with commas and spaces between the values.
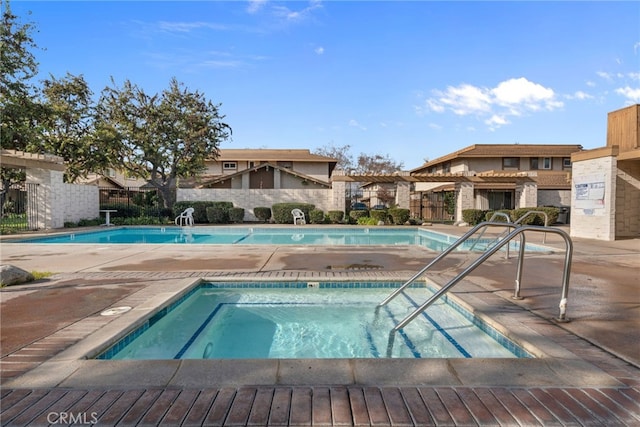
101, 306, 132, 316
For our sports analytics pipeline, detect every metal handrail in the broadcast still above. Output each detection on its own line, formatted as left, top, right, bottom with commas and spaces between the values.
384, 225, 573, 357
378, 221, 524, 308
468, 212, 512, 254
514, 210, 549, 243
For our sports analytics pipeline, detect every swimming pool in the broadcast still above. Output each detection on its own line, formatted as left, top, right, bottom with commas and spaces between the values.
97, 281, 531, 360
12, 226, 540, 252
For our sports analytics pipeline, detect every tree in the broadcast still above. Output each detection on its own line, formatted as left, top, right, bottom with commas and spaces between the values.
38, 73, 107, 181
313, 143, 404, 174
313, 142, 354, 172
354, 153, 403, 174
0, 0, 42, 151
0, 0, 43, 213
95, 77, 232, 208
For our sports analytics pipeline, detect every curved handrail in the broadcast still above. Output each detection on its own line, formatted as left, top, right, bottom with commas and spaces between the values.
385, 225, 572, 356
378, 221, 523, 308
468, 212, 511, 252
514, 210, 549, 243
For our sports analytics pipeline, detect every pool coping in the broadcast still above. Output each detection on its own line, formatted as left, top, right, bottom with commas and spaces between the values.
2, 225, 557, 252
3, 275, 624, 390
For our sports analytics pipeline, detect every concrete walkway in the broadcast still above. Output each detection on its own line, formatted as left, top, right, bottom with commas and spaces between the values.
1, 224, 638, 425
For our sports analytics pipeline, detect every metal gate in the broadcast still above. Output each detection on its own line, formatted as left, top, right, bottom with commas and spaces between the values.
0, 182, 41, 232
410, 191, 456, 222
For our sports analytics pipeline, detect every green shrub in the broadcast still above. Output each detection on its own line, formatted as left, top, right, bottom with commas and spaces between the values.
206, 206, 229, 223
462, 209, 487, 226
349, 210, 369, 223
229, 207, 245, 223
174, 201, 233, 224
111, 216, 166, 225
254, 207, 272, 222
271, 203, 315, 224
101, 204, 142, 218
484, 209, 512, 222
327, 210, 344, 224
78, 218, 102, 227
309, 209, 325, 224
512, 207, 559, 226
357, 216, 379, 225
370, 209, 389, 224
388, 208, 410, 225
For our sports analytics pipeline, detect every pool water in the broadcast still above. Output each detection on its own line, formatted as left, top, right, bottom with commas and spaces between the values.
98, 282, 530, 360
13, 226, 531, 252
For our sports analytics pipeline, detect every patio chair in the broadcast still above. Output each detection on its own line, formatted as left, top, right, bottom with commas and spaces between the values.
175, 207, 195, 226
291, 208, 306, 225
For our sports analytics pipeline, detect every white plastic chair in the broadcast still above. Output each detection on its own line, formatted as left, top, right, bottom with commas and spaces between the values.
175, 207, 195, 226
291, 208, 306, 225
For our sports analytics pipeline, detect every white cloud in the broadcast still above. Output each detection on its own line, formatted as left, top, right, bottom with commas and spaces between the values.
424, 77, 562, 130
271, 0, 322, 23
568, 91, 594, 100
615, 86, 640, 102
314, 46, 324, 55
247, 0, 268, 14
348, 119, 367, 131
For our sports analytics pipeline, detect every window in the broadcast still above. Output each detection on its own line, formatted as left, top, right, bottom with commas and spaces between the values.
223, 162, 237, 170
502, 157, 520, 169
542, 157, 552, 170
442, 162, 451, 173
563, 158, 572, 169
530, 158, 539, 170
277, 161, 293, 169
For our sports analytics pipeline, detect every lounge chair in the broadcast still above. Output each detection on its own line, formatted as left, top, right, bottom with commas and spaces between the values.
175, 207, 195, 226
291, 208, 306, 225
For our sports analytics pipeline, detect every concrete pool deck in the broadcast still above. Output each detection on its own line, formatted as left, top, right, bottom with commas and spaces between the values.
1, 224, 638, 425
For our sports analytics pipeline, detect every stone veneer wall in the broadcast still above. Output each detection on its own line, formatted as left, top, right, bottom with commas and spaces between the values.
177, 188, 334, 221
570, 155, 617, 241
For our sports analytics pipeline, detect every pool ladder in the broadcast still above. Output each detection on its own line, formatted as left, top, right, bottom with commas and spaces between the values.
378, 220, 573, 357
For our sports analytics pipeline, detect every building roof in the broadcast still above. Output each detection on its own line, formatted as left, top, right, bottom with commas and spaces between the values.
215, 149, 337, 163
194, 162, 331, 189
411, 144, 584, 173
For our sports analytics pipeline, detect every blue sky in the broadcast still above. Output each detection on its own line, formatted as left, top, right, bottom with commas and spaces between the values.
10, 0, 640, 169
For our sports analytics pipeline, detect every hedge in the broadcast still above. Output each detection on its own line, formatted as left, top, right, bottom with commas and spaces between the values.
370, 209, 389, 224
174, 201, 234, 224
388, 208, 410, 225
512, 207, 559, 225
309, 209, 325, 224
327, 210, 344, 224
271, 203, 315, 224
484, 209, 512, 222
462, 209, 488, 226
229, 207, 245, 223
254, 207, 272, 222
349, 210, 369, 223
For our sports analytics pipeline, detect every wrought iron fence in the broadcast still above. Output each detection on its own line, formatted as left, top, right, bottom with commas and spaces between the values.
98, 187, 167, 219
0, 183, 41, 232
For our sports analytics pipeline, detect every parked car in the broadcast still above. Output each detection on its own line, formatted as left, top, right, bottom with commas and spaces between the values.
350, 202, 368, 210
372, 204, 388, 210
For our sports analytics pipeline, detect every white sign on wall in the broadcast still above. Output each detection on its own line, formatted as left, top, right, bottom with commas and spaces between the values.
574, 173, 606, 215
